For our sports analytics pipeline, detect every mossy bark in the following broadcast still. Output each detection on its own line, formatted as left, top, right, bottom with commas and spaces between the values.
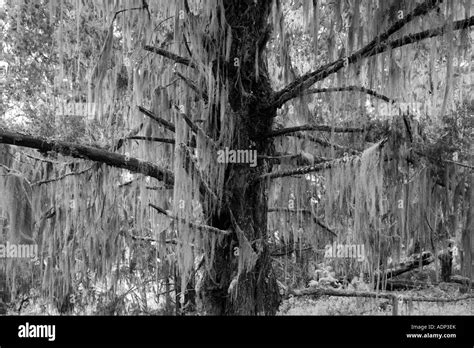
199, 0, 280, 315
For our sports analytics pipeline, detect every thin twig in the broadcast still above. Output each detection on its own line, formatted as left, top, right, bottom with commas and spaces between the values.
137, 106, 176, 133
32, 165, 95, 186
173, 104, 216, 148
112, 6, 145, 23
174, 71, 208, 102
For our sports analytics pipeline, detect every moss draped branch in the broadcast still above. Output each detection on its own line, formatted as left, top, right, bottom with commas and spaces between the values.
0, 127, 174, 186
259, 155, 358, 180
271, 15, 474, 109
267, 124, 366, 138
269, 0, 446, 109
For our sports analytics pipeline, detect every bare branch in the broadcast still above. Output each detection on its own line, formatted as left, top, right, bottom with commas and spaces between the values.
21, 152, 66, 164
112, 6, 145, 22
270, 0, 444, 109
0, 127, 174, 186
143, 45, 196, 68
32, 165, 95, 186
137, 106, 176, 133
0, 163, 13, 173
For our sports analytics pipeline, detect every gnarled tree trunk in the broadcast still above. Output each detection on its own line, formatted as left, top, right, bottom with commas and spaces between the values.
199, 1, 280, 315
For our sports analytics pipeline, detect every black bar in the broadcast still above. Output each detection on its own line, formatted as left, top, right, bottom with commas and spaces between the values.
0, 316, 472, 346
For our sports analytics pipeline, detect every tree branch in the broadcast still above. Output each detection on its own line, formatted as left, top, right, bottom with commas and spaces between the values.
180, 144, 219, 203
261, 138, 388, 180
127, 136, 175, 144
174, 71, 208, 102
113, 123, 143, 151
137, 106, 176, 133
143, 45, 196, 68
267, 124, 366, 138
269, 0, 444, 109
112, 6, 146, 23
149, 203, 230, 235
0, 127, 174, 186
173, 105, 217, 148
268, 207, 337, 237
290, 132, 361, 155
414, 150, 474, 170
305, 86, 395, 103
118, 178, 172, 190
259, 155, 358, 180
32, 165, 95, 186
21, 152, 66, 164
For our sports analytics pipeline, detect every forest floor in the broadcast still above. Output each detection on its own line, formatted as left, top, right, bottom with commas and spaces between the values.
278, 278, 473, 315
278, 259, 473, 315
278, 291, 473, 315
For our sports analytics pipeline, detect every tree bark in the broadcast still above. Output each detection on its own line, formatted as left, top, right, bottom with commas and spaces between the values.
198, 0, 280, 315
